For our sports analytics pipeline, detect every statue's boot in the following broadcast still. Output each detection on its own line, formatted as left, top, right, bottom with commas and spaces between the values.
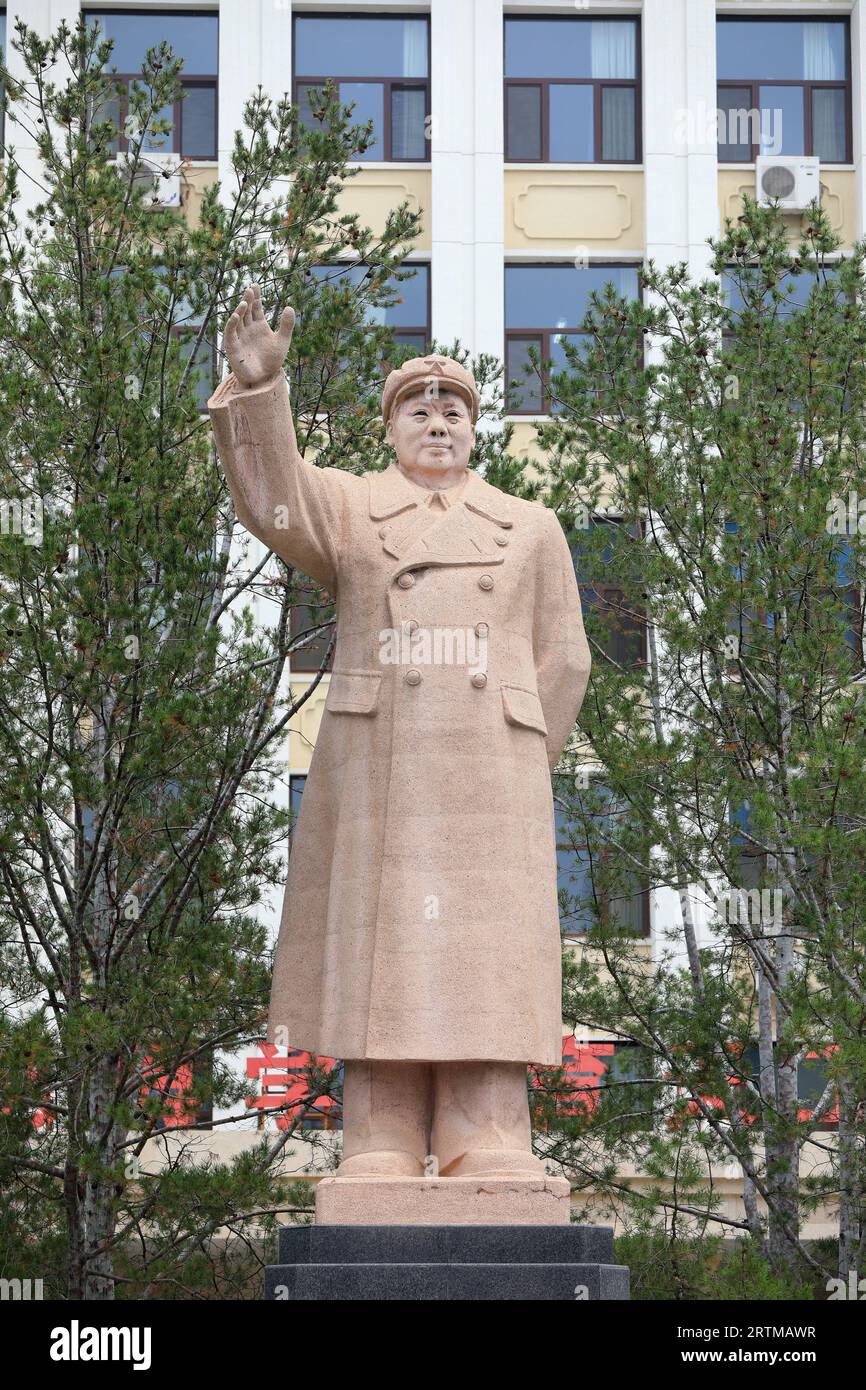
336, 1059, 432, 1178
432, 1060, 548, 1180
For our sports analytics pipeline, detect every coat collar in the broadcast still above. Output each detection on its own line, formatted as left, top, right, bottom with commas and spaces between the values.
367, 464, 515, 529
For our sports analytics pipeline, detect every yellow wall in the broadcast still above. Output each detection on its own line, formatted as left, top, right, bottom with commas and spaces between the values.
505, 169, 644, 254
718, 168, 856, 246
288, 679, 328, 771
180, 163, 219, 231
335, 166, 432, 252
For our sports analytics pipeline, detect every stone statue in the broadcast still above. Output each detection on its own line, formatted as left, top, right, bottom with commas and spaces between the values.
208, 286, 590, 1183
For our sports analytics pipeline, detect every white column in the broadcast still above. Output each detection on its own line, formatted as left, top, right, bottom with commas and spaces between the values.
216, 3, 293, 948
430, 0, 504, 372
643, 0, 718, 279
5, 1, 81, 221
218, 0, 293, 196
852, 0, 866, 238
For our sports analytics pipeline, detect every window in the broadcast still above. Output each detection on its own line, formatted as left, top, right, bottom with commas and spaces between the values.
309, 261, 430, 356
86, 9, 218, 158
720, 264, 850, 419
572, 518, 645, 669
730, 796, 766, 890
724, 511, 862, 667
538, 1039, 654, 1122
176, 328, 215, 414
294, 13, 430, 162
737, 1043, 837, 1128
716, 17, 850, 163
721, 265, 843, 324
289, 775, 307, 848
504, 15, 640, 163
553, 777, 649, 937
289, 582, 334, 673
505, 263, 641, 415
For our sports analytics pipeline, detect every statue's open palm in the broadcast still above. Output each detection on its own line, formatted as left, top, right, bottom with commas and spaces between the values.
224, 285, 296, 389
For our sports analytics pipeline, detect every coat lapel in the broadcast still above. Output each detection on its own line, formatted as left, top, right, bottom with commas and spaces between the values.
367, 466, 515, 571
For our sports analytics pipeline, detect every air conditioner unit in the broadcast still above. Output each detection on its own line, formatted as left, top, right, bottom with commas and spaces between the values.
117, 151, 182, 209
755, 156, 820, 212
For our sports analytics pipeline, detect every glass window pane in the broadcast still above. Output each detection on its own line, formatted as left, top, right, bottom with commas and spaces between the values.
391, 87, 426, 159
601, 87, 635, 160
506, 337, 543, 413
181, 84, 216, 158
609, 872, 645, 934
290, 588, 333, 671
758, 84, 804, 157
296, 83, 321, 131
310, 263, 428, 333
549, 332, 589, 413
89, 89, 121, 155
505, 17, 636, 80
812, 88, 846, 162
393, 332, 427, 355
549, 85, 594, 162
718, 86, 754, 161
178, 331, 214, 412
339, 82, 384, 160
506, 85, 542, 161
717, 20, 847, 82
289, 774, 306, 829
295, 16, 427, 79
506, 264, 640, 330
382, 265, 428, 327
88, 12, 218, 74
136, 100, 176, 153
580, 586, 643, 666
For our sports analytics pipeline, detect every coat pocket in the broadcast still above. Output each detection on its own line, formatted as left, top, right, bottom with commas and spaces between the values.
501, 684, 548, 736
325, 670, 382, 715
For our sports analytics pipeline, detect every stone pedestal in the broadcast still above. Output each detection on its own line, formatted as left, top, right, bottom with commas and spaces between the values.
264, 1180, 629, 1301
315, 1174, 572, 1226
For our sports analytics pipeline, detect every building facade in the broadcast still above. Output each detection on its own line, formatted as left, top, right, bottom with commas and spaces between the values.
6, 0, 860, 1229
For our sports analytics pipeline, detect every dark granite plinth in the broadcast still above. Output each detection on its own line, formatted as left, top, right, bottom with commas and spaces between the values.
264, 1225, 629, 1301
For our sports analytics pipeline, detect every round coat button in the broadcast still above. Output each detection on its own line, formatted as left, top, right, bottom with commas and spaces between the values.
397, 572, 415, 589
475, 622, 489, 638
471, 671, 488, 689
404, 668, 422, 685
494, 533, 509, 547
405, 619, 419, 634
478, 574, 494, 591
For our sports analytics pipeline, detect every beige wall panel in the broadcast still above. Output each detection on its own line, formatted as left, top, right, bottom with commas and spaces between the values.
505, 170, 644, 252
335, 168, 432, 252
181, 164, 219, 231
288, 679, 329, 771
718, 170, 856, 248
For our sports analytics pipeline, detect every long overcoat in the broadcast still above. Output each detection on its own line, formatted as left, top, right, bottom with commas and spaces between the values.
208, 371, 590, 1063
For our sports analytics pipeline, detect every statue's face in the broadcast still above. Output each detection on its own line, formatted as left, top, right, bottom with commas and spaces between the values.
385, 388, 474, 483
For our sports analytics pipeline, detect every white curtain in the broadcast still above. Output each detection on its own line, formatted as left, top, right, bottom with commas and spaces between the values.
591, 20, 636, 80
402, 18, 428, 78
803, 22, 840, 81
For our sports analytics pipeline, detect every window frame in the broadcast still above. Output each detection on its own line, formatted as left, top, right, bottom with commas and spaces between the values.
554, 773, 651, 939
716, 15, 852, 165
504, 261, 644, 417
292, 10, 431, 163
503, 14, 642, 165
84, 8, 219, 159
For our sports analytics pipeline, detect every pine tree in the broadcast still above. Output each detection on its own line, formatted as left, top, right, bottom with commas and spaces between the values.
0, 14, 434, 1299
532, 194, 866, 1288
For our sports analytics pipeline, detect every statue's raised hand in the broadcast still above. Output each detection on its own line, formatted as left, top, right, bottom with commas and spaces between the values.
224, 285, 295, 390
